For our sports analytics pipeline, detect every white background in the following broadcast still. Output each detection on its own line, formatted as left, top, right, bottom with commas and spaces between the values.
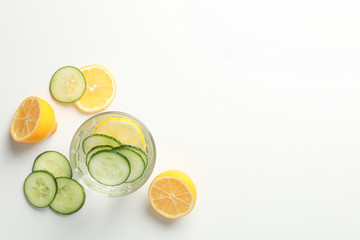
1, 0, 360, 239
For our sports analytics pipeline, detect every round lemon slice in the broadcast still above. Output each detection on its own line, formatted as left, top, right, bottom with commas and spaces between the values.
75, 64, 116, 113
93, 117, 146, 150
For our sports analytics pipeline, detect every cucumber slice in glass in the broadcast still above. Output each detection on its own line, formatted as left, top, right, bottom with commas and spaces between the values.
82, 134, 121, 154
86, 145, 114, 165
49, 177, 85, 215
114, 144, 148, 167
24, 170, 58, 208
88, 150, 130, 186
50, 66, 86, 103
113, 148, 145, 183
32, 151, 72, 178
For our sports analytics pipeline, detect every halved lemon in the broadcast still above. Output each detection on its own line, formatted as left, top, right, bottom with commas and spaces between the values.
148, 170, 197, 219
93, 117, 146, 150
10, 97, 57, 143
75, 64, 116, 113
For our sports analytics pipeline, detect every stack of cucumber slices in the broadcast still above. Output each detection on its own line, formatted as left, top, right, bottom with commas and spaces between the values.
82, 134, 148, 186
24, 151, 85, 215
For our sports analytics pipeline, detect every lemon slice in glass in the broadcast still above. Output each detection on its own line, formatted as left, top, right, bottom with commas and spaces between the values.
93, 117, 146, 150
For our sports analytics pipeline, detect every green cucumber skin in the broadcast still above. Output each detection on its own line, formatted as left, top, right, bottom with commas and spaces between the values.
50, 66, 86, 103
82, 134, 122, 154
49, 177, 86, 215
32, 151, 72, 178
24, 170, 58, 208
87, 150, 131, 186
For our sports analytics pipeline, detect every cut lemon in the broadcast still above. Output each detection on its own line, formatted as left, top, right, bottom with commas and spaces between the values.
93, 117, 146, 150
148, 170, 197, 219
10, 97, 57, 143
75, 64, 116, 113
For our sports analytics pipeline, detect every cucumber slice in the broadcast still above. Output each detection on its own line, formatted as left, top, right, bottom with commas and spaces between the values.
32, 151, 72, 178
82, 134, 121, 154
88, 150, 130, 186
86, 145, 114, 165
50, 66, 86, 103
115, 144, 148, 167
24, 170, 57, 208
49, 177, 85, 215
113, 148, 145, 183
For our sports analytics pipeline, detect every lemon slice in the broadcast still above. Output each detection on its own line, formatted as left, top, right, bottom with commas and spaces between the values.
75, 64, 116, 113
93, 117, 146, 150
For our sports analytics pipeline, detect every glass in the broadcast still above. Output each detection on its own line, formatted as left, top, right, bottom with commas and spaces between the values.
70, 111, 156, 197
